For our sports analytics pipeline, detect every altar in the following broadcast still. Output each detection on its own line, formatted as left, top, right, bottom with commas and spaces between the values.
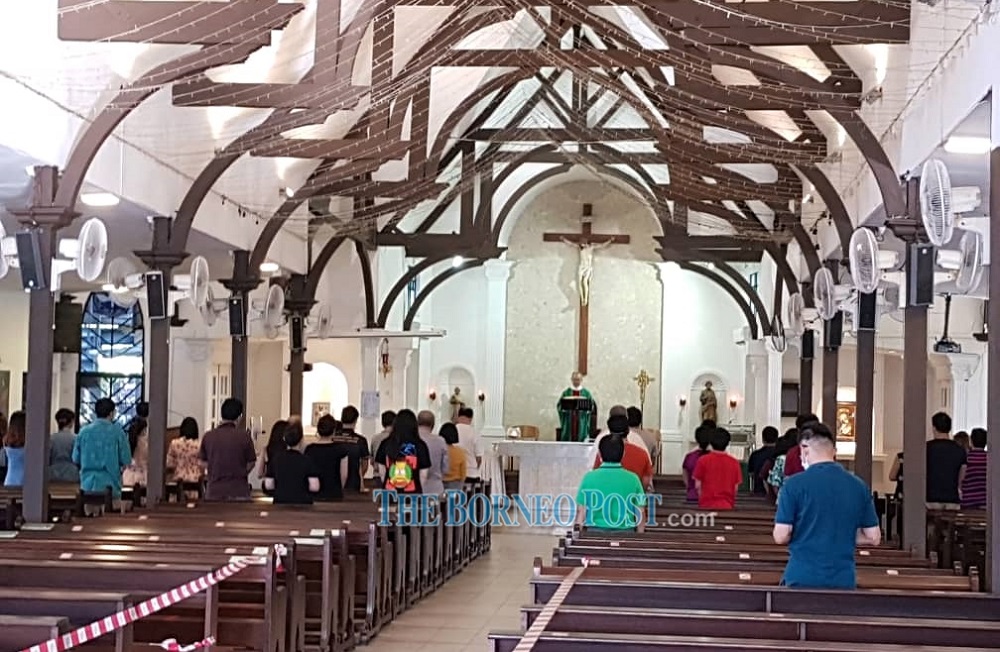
485, 440, 595, 527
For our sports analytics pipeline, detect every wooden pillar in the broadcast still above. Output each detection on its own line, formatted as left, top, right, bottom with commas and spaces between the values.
855, 292, 877, 486
821, 342, 838, 427
799, 330, 815, 415
284, 274, 313, 418
902, 298, 928, 555
987, 147, 1000, 591
13, 167, 75, 523
222, 250, 259, 409
135, 216, 186, 507
22, 225, 57, 523
288, 348, 306, 417
898, 178, 928, 557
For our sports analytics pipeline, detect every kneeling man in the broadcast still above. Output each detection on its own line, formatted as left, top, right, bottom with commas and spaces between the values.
576, 435, 647, 532
773, 423, 881, 589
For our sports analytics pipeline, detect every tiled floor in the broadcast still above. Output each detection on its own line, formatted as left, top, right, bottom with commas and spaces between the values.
364, 531, 555, 652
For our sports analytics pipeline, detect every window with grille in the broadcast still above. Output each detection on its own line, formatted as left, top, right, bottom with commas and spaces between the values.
77, 293, 144, 427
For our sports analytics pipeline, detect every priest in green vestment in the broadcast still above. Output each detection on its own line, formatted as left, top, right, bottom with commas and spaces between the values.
557, 372, 596, 442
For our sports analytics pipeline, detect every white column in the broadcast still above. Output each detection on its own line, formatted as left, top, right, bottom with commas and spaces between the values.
481, 259, 512, 438
766, 348, 783, 429
874, 351, 886, 453
360, 338, 381, 437
743, 340, 768, 430
380, 339, 413, 411
655, 262, 684, 473
946, 352, 983, 433
168, 339, 210, 426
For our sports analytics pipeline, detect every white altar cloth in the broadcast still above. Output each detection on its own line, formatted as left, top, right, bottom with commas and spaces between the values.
483, 440, 595, 527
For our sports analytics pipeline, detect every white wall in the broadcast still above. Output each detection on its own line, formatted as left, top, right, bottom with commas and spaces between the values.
658, 266, 750, 472
412, 261, 489, 426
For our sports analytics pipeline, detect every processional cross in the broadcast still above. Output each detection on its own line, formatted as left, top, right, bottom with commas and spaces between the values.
542, 204, 630, 374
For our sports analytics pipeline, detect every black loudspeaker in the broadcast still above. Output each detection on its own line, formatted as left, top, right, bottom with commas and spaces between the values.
228, 296, 246, 337
858, 292, 878, 330
908, 244, 935, 307
824, 312, 844, 350
289, 315, 304, 352
801, 329, 815, 360
15, 231, 44, 290
145, 271, 168, 320
53, 295, 83, 353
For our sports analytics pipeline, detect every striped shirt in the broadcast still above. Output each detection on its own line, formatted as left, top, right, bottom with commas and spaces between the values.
961, 449, 988, 510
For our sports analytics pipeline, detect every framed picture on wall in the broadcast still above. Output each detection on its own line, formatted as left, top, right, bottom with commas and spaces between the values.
836, 402, 857, 442
780, 383, 799, 417
311, 402, 331, 426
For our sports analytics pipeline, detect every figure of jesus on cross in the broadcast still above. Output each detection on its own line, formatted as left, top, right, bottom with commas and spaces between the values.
542, 204, 630, 374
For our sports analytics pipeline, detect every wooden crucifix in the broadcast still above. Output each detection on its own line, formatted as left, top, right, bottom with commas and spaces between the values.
542, 204, 630, 374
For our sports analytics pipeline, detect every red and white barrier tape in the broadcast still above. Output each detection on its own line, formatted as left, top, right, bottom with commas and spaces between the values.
513, 565, 586, 652
21, 545, 284, 652
158, 637, 216, 652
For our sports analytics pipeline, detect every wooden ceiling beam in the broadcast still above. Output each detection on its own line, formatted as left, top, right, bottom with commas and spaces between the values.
58, 0, 303, 44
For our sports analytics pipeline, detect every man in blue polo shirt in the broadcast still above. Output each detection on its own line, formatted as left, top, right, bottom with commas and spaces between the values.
576, 434, 647, 532
773, 422, 881, 589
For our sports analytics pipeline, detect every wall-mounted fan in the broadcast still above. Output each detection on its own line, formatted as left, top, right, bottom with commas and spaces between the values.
308, 302, 334, 339
936, 230, 984, 294
919, 158, 955, 247
813, 267, 853, 321
104, 257, 145, 308
46, 217, 109, 291
261, 284, 286, 339
785, 292, 817, 337
848, 227, 900, 294
178, 256, 227, 325
0, 218, 110, 290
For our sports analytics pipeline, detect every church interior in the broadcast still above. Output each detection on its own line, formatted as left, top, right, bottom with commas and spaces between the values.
1, 0, 1000, 650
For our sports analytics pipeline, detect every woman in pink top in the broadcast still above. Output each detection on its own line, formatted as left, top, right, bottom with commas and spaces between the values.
682, 426, 712, 502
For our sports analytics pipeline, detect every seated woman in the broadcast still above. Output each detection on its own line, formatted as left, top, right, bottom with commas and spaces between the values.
265, 418, 320, 505
2, 412, 27, 487
167, 417, 204, 496
49, 408, 79, 484
439, 422, 467, 492
122, 418, 149, 489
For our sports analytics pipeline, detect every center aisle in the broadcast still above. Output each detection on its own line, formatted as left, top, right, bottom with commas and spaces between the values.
365, 532, 555, 652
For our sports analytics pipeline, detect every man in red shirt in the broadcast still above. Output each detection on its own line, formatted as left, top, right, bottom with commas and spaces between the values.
693, 428, 742, 510
784, 413, 819, 479
595, 415, 653, 490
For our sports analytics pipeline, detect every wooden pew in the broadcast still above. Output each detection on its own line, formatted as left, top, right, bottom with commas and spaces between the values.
517, 604, 1000, 648
0, 616, 70, 652
536, 559, 978, 592
0, 588, 134, 652
0, 552, 286, 652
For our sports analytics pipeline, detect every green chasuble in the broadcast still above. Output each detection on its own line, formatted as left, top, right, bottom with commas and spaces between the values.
557, 387, 595, 442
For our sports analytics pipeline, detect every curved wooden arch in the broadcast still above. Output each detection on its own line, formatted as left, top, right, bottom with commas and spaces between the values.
835, 112, 908, 220
678, 263, 760, 340
354, 239, 377, 328
376, 255, 449, 328
304, 235, 347, 299
403, 260, 485, 330
491, 162, 663, 246
708, 258, 773, 337
797, 164, 853, 252
56, 34, 281, 210
764, 243, 801, 300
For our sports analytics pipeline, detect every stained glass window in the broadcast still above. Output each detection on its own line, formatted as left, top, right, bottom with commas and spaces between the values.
77, 293, 144, 427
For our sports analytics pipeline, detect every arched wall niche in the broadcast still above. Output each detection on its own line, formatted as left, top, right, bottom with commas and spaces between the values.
435, 365, 476, 425
302, 362, 350, 428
